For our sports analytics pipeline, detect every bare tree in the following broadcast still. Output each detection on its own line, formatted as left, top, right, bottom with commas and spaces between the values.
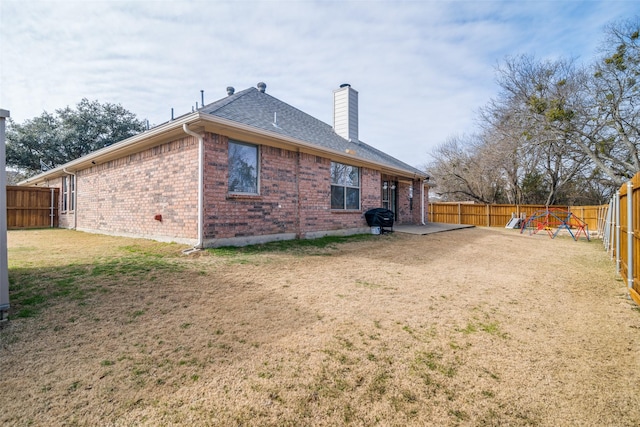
586, 17, 640, 183
492, 55, 605, 204
426, 134, 508, 204
499, 18, 640, 187
427, 17, 638, 204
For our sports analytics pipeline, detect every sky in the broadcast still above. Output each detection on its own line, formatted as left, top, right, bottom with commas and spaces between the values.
1, 0, 638, 169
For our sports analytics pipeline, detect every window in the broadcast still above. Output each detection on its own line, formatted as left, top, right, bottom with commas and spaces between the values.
62, 175, 75, 212
62, 176, 68, 212
331, 162, 360, 210
69, 175, 75, 211
228, 140, 259, 194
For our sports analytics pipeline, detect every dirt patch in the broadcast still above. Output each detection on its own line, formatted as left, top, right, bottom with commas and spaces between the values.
1, 227, 639, 426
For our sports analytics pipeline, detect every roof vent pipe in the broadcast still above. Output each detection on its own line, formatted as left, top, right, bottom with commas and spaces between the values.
257, 82, 266, 93
201, 90, 204, 106
227, 86, 235, 96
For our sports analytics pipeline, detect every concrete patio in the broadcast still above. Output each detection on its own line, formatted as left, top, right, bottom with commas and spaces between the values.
393, 222, 475, 235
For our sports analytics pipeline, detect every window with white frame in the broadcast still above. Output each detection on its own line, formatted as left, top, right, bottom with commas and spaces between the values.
69, 175, 75, 211
62, 175, 75, 212
330, 162, 360, 210
228, 140, 259, 194
62, 176, 68, 212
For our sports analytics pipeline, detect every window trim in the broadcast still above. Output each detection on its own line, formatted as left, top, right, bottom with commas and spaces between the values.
69, 174, 75, 212
62, 176, 68, 212
330, 161, 361, 211
228, 140, 260, 196
61, 175, 75, 213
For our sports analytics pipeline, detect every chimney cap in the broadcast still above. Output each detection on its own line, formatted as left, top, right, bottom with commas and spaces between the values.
339, 83, 351, 88
226, 86, 235, 96
257, 82, 267, 93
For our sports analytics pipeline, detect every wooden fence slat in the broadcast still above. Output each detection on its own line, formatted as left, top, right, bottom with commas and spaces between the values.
5, 186, 59, 229
625, 174, 640, 304
428, 202, 604, 232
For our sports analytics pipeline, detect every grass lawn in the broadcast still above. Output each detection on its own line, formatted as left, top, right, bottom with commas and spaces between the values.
1, 227, 639, 426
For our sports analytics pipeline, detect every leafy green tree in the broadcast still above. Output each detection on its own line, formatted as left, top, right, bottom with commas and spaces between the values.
6, 98, 146, 176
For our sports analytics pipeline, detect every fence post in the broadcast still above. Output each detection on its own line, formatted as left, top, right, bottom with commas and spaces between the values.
607, 199, 614, 258
616, 190, 621, 275
457, 203, 461, 225
627, 181, 634, 291
50, 188, 55, 228
603, 199, 610, 254
486, 204, 490, 226
0, 108, 9, 321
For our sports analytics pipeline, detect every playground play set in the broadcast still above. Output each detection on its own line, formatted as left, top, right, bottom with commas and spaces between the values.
505, 208, 590, 241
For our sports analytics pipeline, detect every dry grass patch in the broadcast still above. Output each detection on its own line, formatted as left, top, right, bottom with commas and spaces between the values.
1, 228, 639, 426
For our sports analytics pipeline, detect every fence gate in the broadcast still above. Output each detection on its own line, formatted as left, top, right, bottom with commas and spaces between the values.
6, 186, 59, 229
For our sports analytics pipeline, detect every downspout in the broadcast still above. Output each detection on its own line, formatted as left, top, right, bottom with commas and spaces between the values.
295, 149, 301, 238
63, 168, 77, 229
421, 180, 426, 225
183, 124, 204, 249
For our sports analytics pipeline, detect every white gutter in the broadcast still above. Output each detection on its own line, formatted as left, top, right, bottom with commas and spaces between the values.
19, 111, 427, 188
196, 112, 427, 180
182, 124, 204, 249
63, 168, 77, 229
18, 114, 201, 186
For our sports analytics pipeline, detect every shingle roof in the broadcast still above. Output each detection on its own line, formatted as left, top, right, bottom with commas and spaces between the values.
200, 87, 425, 177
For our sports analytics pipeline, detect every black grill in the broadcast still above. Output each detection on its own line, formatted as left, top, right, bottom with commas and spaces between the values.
364, 208, 395, 233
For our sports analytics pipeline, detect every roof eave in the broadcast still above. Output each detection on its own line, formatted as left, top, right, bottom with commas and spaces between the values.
18, 113, 202, 186
19, 111, 427, 186
197, 112, 427, 180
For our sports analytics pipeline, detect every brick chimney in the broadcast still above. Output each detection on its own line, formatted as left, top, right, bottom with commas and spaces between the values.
333, 84, 358, 142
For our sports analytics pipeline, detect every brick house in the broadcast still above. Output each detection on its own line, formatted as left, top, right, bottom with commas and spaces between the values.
20, 83, 429, 248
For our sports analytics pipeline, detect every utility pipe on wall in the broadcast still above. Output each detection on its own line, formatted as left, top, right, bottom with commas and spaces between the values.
421, 181, 426, 225
183, 124, 204, 249
0, 109, 10, 320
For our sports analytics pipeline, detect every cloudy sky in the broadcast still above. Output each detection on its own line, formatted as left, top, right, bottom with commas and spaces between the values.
1, 1, 637, 168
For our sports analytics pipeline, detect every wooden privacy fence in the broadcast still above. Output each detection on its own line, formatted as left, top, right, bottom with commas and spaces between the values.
6, 186, 58, 229
428, 202, 606, 233
603, 173, 640, 306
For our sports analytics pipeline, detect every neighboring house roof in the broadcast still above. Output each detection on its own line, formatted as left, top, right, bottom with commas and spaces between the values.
200, 87, 425, 177
19, 85, 428, 185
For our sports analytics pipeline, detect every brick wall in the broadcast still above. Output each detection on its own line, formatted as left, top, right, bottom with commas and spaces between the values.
73, 137, 199, 242
202, 134, 299, 239
396, 178, 426, 224
50, 130, 424, 246
297, 153, 381, 236
53, 180, 71, 229
202, 133, 387, 242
